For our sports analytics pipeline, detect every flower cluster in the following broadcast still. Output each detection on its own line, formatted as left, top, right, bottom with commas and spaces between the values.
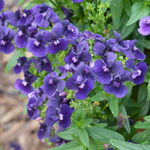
1, 1, 148, 145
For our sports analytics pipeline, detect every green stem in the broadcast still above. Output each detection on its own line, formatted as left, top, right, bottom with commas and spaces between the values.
97, 0, 100, 13
49, 0, 61, 11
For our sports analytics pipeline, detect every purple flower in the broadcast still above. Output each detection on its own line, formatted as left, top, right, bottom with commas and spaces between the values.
9, 142, 21, 150
47, 91, 74, 113
45, 104, 73, 128
62, 20, 79, 40
4, 9, 21, 27
125, 59, 148, 85
18, 9, 34, 26
0, 0, 4, 12
108, 148, 114, 150
42, 72, 66, 98
112, 31, 132, 52
49, 129, 70, 146
0, 26, 16, 54
15, 72, 37, 95
138, 16, 150, 36
13, 57, 31, 74
128, 139, 137, 144
93, 52, 124, 84
66, 62, 95, 100
0, 12, 7, 26
31, 56, 52, 73
64, 40, 91, 65
123, 40, 146, 60
26, 97, 40, 120
47, 23, 68, 54
61, 7, 74, 20
103, 70, 131, 98
72, 0, 84, 3
37, 122, 51, 140
27, 29, 49, 57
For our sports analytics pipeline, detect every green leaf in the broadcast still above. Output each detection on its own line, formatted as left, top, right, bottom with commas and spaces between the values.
147, 80, 150, 101
123, 0, 132, 16
18, 0, 25, 6
5, 50, 25, 74
145, 66, 150, 82
134, 121, 150, 129
120, 84, 132, 106
75, 108, 86, 121
108, 96, 119, 117
87, 126, 125, 142
126, 1, 150, 26
125, 97, 139, 108
88, 138, 105, 150
120, 106, 131, 133
120, 20, 136, 39
80, 119, 93, 128
110, 0, 123, 29
48, 141, 83, 150
110, 139, 150, 150
95, 123, 108, 128
144, 116, 150, 123
90, 91, 108, 101
23, 106, 27, 115
78, 128, 89, 148
137, 83, 147, 103
138, 100, 150, 117
137, 40, 150, 50
132, 130, 150, 144
110, 0, 122, 4
57, 128, 75, 140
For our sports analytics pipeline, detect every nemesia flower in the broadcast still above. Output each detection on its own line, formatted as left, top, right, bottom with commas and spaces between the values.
138, 16, 150, 36
66, 62, 95, 100
9, 142, 21, 150
15, 71, 37, 95
27, 29, 49, 57
61, 7, 74, 20
4, 9, 21, 27
42, 72, 66, 97
0, 12, 7, 26
64, 40, 91, 66
45, 104, 73, 128
49, 129, 71, 146
46, 23, 68, 54
37, 122, 51, 140
13, 57, 31, 74
31, 56, 52, 73
93, 52, 124, 84
0, 26, 16, 54
72, 0, 84, 3
0, 0, 4, 12
103, 70, 131, 98
125, 59, 148, 85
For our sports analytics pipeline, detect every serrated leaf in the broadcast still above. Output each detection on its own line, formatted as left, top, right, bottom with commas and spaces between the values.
5, 50, 25, 74
57, 128, 75, 140
120, 106, 131, 133
91, 91, 108, 101
110, 0, 123, 29
87, 126, 125, 142
108, 96, 119, 117
132, 130, 150, 144
110, 139, 150, 150
126, 1, 150, 26
134, 121, 150, 129
48, 141, 83, 150
78, 128, 89, 148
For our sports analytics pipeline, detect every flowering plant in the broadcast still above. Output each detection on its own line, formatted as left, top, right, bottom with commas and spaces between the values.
1, 0, 150, 149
